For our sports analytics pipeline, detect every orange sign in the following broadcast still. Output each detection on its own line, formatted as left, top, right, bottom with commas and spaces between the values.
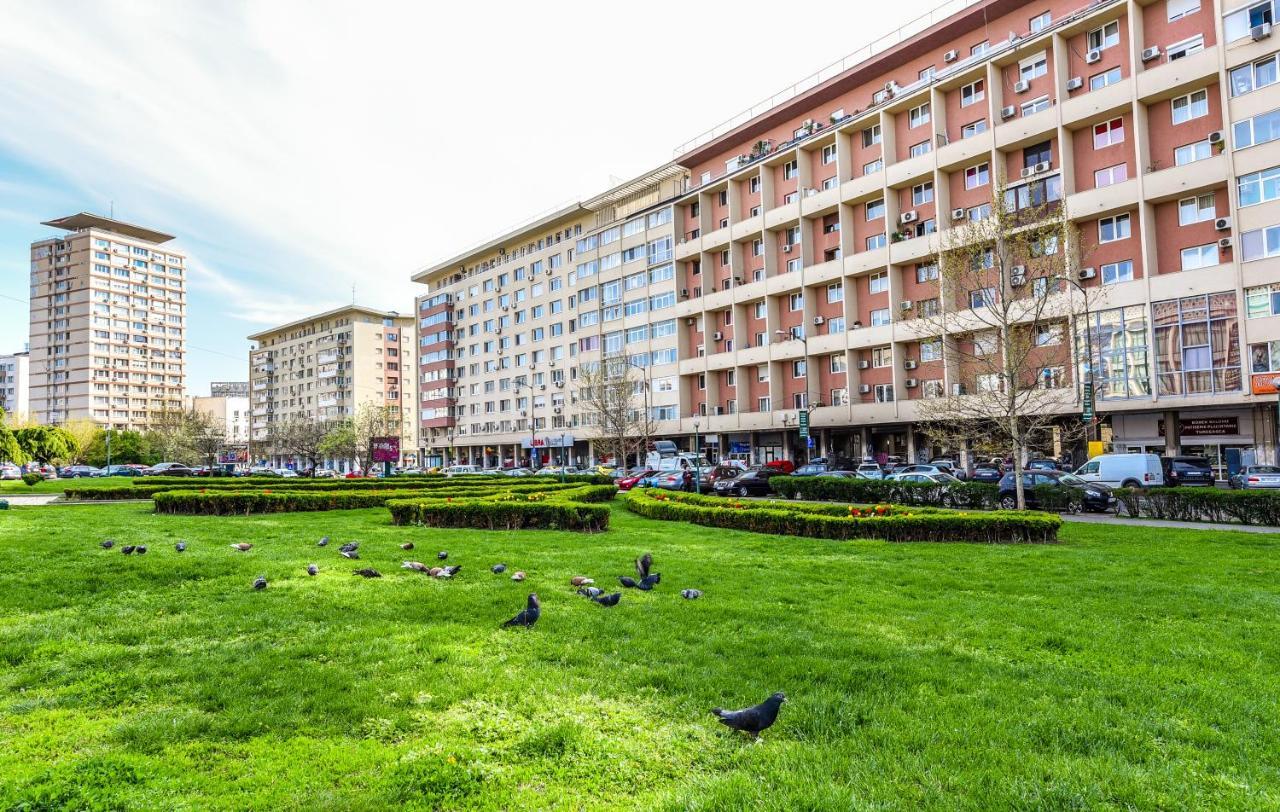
1251, 374, 1280, 395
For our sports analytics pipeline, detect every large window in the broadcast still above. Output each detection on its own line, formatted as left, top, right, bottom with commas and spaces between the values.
1093, 118, 1125, 148
965, 163, 990, 189
1175, 139, 1213, 165
1080, 305, 1150, 399
961, 80, 984, 107
1171, 89, 1209, 124
1246, 283, 1280, 318
1088, 20, 1120, 51
1178, 193, 1215, 225
1152, 292, 1241, 396
1238, 166, 1280, 206
1003, 176, 1062, 212
1225, 1, 1274, 42
1230, 53, 1278, 97
1090, 67, 1123, 90
1101, 260, 1134, 285
1180, 243, 1219, 270
1241, 225, 1280, 261
1234, 109, 1280, 150
909, 103, 931, 128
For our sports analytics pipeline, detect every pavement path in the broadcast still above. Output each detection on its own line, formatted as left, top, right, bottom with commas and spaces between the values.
1062, 512, 1280, 535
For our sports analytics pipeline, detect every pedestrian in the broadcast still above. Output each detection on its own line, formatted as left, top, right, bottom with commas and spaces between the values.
681, 460, 693, 492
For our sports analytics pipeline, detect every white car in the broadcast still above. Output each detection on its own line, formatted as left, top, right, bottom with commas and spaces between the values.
1073, 453, 1165, 489
274, 469, 299, 478
0, 463, 20, 480
442, 465, 480, 476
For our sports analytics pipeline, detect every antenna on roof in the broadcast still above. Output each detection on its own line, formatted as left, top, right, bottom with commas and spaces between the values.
351, 283, 356, 305
109, 200, 114, 218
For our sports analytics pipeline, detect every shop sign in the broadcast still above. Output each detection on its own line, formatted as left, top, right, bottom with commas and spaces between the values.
371, 436, 400, 462
1251, 374, 1280, 395
1157, 417, 1239, 438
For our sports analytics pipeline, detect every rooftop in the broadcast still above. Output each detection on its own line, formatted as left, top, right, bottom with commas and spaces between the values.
246, 304, 409, 342
40, 212, 176, 244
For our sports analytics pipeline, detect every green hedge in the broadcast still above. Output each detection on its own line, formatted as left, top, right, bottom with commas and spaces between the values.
1113, 487, 1280, 526
769, 476, 1001, 509
386, 484, 617, 531
624, 490, 1060, 544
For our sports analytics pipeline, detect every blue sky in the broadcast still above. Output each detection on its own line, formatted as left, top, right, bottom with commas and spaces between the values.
0, 0, 934, 396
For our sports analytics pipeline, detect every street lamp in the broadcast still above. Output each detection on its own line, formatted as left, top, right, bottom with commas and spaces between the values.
692, 416, 701, 494
1272, 376, 1280, 465
1053, 273, 1096, 447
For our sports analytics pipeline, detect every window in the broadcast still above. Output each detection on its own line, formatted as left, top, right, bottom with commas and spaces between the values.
912, 181, 934, 205
1238, 166, 1280, 207
872, 346, 892, 367
869, 272, 889, 294
1019, 53, 1047, 81
821, 176, 838, 191
862, 124, 882, 147
909, 141, 932, 158
1247, 284, 1280, 318
789, 293, 804, 311
1099, 213, 1131, 243
1167, 0, 1200, 21
1035, 323, 1062, 346
1178, 193, 1215, 225
1152, 292, 1242, 396
864, 158, 884, 175
1029, 11, 1051, 32
782, 160, 799, 180
961, 120, 988, 139
1101, 260, 1134, 285
1225, 1, 1274, 42
1231, 53, 1279, 97
752, 239, 764, 257
1024, 141, 1052, 168
866, 199, 885, 220
1175, 139, 1212, 165
1172, 89, 1208, 124
866, 234, 887, 251
919, 66, 936, 82
1167, 36, 1204, 61
976, 374, 1003, 393
1021, 96, 1051, 116
968, 203, 993, 221
1039, 366, 1065, 389
821, 144, 837, 165
1242, 225, 1280, 261
921, 339, 943, 361
828, 317, 846, 334
1090, 67, 1122, 91
1181, 244, 1219, 270
792, 360, 807, 378
787, 258, 802, 273
1094, 164, 1128, 187
965, 162, 989, 189
870, 308, 891, 326
909, 103, 931, 128
1093, 118, 1124, 148
961, 80, 985, 107
826, 283, 844, 303
971, 40, 989, 56
1087, 20, 1120, 52
916, 263, 939, 283
748, 176, 761, 194
1234, 109, 1280, 149
970, 288, 996, 309
757, 397, 771, 412
875, 384, 895, 403
753, 300, 767, 319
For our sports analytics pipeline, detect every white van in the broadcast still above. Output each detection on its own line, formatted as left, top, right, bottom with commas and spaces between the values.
442, 465, 479, 477
1073, 453, 1164, 488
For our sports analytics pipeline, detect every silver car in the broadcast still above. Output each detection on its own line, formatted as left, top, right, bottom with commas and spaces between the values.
1230, 465, 1280, 489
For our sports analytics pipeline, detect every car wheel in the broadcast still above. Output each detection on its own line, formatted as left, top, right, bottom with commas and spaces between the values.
1121, 479, 1140, 489
738, 486, 750, 498
1066, 499, 1082, 514
999, 495, 1017, 510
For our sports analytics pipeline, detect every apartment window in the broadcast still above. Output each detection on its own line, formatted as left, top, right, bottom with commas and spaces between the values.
1035, 323, 1062, 346
828, 317, 846, 334
1167, 35, 1204, 61
827, 283, 844, 303
912, 181, 934, 205
961, 79, 985, 107
1225, 1, 1274, 42
872, 346, 892, 367
1101, 260, 1134, 285
921, 339, 943, 361
961, 120, 988, 139
874, 384, 895, 403
1175, 139, 1213, 165
1090, 67, 1122, 91
866, 234, 887, 251
830, 354, 848, 374
909, 141, 931, 158
1239, 166, 1280, 206
1242, 225, 1280, 261
1093, 118, 1124, 148
919, 65, 936, 82
1087, 20, 1120, 51
922, 379, 945, 398
787, 258, 802, 273
864, 158, 884, 175
821, 176, 838, 191
783, 192, 798, 204
1094, 164, 1128, 187
862, 124, 882, 147
1178, 193, 1215, 225
1171, 89, 1208, 125
1021, 96, 1050, 116
870, 308, 891, 326
908, 103, 931, 128
869, 272, 888, 294
1181, 244, 1219, 270
970, 288, 996, 309
1231, 54, 1279, 97
866, 198, 885, 220
1167, 0, 1200, 21
971, 41, 989, 56
1099, 213, 1131, 243
964, 162, 990, 189
1153, 292, 1241, 396
789, 293, 804, 311
1234, 109, 1280, 150
821, 144, 837, 165
792, 360, 807, 378
1019, 53, 1048, 81
751, 239, 764, 257
1247, 283, 1280, 317
748, 176, 761, 194
757, 397, 771, 412
916, 263, 939, 283
1030, 11, 1051, 32
782, 160, 799, 180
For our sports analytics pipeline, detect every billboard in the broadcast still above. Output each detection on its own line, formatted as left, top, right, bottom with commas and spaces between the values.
371, 436, 401, 463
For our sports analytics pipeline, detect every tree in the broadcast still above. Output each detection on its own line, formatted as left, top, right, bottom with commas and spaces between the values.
144, 405, 196, 463
188, 409, 227, 469
914, 178, 1093, 509
61, 419, 100, 464
0, 409, 26, 465
318, 420, 357, 472
321, 403, 401, 474
577, 360, 656, 469
83, 430, 153, 467
271, 415, 330, 474
15, 425, 79, 465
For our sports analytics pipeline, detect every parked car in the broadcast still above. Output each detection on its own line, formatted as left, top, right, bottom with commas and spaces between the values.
616, 469, 655, 491
762, 459, 796, 475
969, 464, 1003, 484
855, 462, 885, 480
99, 464, 141, 477
927, 459, 968, 480
893, 464, 960, 480
816, 470, 861, 479
140, 462, 193, 477
442, 465, 480, 476
713, 468, 779, 497
0, 463, 20, 480
274, 469, 299, 478
1073, 453, 1164, 489
652, 470, 711, 491
707, 465, 742, 486
791, 457, 857, 477
998, 471, 1115, 512
1228, 465, 1280, 489
1025, 458, 1062, 472
892, 471, 962, 485
60, 465, 103, 478
312, 468, 339, 478
1161, 456, 1216, 487
502, 468, 535, 477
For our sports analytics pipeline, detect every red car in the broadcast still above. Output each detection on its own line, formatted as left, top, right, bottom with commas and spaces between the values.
763, 460, 796, 475
616, 469, 655, 490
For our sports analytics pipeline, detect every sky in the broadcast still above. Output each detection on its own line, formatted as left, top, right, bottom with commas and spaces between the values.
0, 0, 939, 395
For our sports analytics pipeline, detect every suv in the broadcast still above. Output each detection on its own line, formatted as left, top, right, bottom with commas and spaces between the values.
1160, 456, 1215, 487
998, 471, 1115, 512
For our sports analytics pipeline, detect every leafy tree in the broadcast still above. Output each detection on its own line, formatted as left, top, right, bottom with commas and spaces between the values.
0, 408, 27, 465
60, 419, 100, 464
83, 430, 153, 467
15, 425, 79, 465
188, 409, 227, 469
143, 405, 195, 463
319, 404, 400, 473
270, 415, 331, 475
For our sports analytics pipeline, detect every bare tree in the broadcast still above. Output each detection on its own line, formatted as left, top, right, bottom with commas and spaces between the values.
188, 409, 227, 470
319, 403, 400, 473
915, 178, 1095, 509
577, 360, 656, 469
271, 415, 330, 474
144, 405, 193, 463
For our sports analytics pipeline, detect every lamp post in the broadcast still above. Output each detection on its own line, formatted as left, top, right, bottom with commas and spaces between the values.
692, 416, 701, 494
1272, 376, 1280, 465
558, 432, 567, 482
105, 428, 112, 472
1054, 274, 1096, 447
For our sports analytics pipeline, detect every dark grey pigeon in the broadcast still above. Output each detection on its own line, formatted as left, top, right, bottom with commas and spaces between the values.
174, 541, 187, 552
135, 545, 148, 555
437, 551, 448, 560
306, 564, 318, 576
592, 592, 621, 607
619, 576, 639, 589
317, 536, 330, 547
491, 564, 507, 574
353, 568, 382, 578
340, 550, 360, 560
339, 542, 359, 553
100, 540, 115, 550
502, 593, 540, 628
439, 565, 461, 577
681, 589, 703, 600
577, 586, 603, 598
253, 575, 267, 590
400, 542, 414, 550
635, 553, 652, 579
712, 692, 786, 739
636, 573, 660, 591
121, 545, 136, 555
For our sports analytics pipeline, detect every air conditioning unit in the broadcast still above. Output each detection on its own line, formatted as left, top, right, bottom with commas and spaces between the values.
952, 383, 966, 396
1000, 105, 1017, 120
1218, 237, 1233, 249
715, 406, 725, 415
1066, 76, 1083, 91
900, 300, 913, 310
733, 276, 744, 284
680, 288, 689, 298
1085, 49, 1102, 64
501, 305, 509, 312
494, 327, 502, 334
904, 359, 918, 370
1014, 79, 1030, 93
943, 49, 958, 62
713, 331, 723, 340
555, 381, 564, 388
553, 407, 562, 415
685, 317, 695, 325
1215, 217, 1232, 232
1208, 130, 1224, 145
858, 360, 870, 370
1141, 46, 1161, 62
951, 208, 966, 221
1020, 165, 1036, 179
859, 384, 872, 394
782, 244, 793, 253
1078, 267, 1097, 280
1034, 160, 1051, 174
900, 210, 918, 224
1252, 22, 1273, 40
813, 316, 826, 325
905, 378, 919, 388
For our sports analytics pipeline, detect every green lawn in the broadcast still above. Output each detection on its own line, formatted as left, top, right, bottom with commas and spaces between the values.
0, 476, 132, 494
1, 502, 1277, 809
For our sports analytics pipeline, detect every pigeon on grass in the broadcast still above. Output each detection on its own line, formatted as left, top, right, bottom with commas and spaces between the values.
711, 692, 786, 742
502, 593, 540, 628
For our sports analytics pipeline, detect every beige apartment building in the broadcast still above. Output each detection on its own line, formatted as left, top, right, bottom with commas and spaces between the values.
190, 382, 250, 466
416, 0, 1280, 474
247, 305, 417, 470
28, 213, 186, 430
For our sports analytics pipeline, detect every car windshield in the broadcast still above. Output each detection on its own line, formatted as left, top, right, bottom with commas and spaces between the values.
935, 472, 961, 482
1058, 473, 1086, 486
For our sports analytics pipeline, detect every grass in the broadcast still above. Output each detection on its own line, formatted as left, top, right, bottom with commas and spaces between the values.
1, 502, 1278, 809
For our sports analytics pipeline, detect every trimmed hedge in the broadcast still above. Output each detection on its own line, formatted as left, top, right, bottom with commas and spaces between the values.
387, 484, 617, 532
769, 476, 1000, 509
1113, 487, 1280, 526
625, 490, 1060, 544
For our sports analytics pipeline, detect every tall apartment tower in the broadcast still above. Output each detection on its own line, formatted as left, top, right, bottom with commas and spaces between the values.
247, 305, 417, 470
28, 213, 187, 429
0, 351, 30, 417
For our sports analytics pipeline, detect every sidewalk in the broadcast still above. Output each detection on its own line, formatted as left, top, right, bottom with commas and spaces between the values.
1062, 512, 1280, 535
1, 494, 62, 506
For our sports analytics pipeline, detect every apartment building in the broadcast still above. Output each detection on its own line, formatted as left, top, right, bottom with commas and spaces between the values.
415, 0, 1280, 472
28, 213, 187, 430
412, 167, 687, 468
0, 351, 30, 418
191, 382, 250, 464
247, 305, 417, 470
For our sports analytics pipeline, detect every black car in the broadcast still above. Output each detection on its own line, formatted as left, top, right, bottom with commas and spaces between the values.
713, 469, 778, 497
1026, 459, 1063, 472
997, 471, 1114, 512
1161, 456, 1215, 487
969, 465, 1003, 484
791, 457, 856, 477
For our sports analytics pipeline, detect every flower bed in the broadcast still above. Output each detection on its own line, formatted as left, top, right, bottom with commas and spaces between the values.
625, 489, 1060, 544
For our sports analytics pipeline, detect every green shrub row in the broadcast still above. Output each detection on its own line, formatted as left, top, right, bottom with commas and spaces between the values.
135, 473, 610, 487
1113, 487, 1280, 526
769, 476, 1001, 509
386, 485, 618, 532
625, 490, 1060, 543
69, 475, 610, 501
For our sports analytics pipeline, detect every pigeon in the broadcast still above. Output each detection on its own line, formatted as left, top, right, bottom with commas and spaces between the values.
317, 536, 330, 547
400, 542, 414, 550
436, 565, 461, 578
592, 592, 622, 607
339, 542, 359, 553
121, 545, 136, 555
135, 545, 148, 555
437, 551, 448, 560
619, 576, 639, 589
306, 564, 319, 576
635, 553, 653, 579
711, 692, 786, 740
402, 561, 429, 572
577, 586, 603, 598
491, 564, 507, 574
340, 550, 360, 560
571, 576, 594, 586
100, 540, 115, 550
253, 575, 267, 590
638, 573, 661, 591
174, 541, 187, 552
353, 568, 382, 578
502, 593, 540, 628
681, 589, 703, 600
230, 543, 253, 552
511, 571, 526, 581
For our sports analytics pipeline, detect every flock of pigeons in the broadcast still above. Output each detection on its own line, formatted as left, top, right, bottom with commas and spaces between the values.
96, 534, 785, 739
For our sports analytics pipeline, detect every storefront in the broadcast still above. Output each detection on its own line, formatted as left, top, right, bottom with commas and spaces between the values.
1110, 410, 1260, 478
522, 434, 575, 467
